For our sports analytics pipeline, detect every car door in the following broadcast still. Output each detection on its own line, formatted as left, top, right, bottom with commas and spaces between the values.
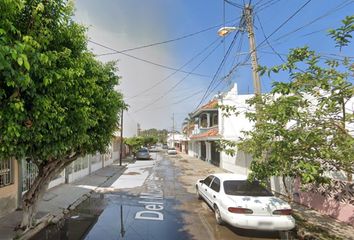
200, 175, 214, 205
208, 177, 221, 206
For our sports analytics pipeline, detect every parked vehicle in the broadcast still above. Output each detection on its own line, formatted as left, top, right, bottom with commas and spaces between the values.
148, 145, 159, 152
136, 148, 151, 160
167, 147, 177, 155
195, 173, 295, 231
162, 144, 168, 149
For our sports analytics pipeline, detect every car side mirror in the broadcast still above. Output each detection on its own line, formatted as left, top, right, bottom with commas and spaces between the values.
199, 180, 204, 184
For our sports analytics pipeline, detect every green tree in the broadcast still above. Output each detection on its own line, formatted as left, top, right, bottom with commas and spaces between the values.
240, 16, 354, 199
0, 0, 125, 229
124, 136, 144, 154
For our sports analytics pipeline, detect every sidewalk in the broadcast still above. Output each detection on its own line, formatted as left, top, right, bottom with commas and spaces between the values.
174, 152, 354, 240
0, 158, 132, 240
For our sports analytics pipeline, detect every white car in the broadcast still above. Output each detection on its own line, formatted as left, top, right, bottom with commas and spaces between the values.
167, 147, 177, 155
195, 173, 295, 231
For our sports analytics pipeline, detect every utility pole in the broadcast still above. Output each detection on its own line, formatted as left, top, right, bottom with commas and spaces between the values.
244, 4, 261, 95
119, 108, 124, 166
172, 113, 175, 147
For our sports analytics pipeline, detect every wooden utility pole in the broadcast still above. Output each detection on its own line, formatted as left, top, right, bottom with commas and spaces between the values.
244, 4, 261, 95
172, 113, 175, 147
119, 108, 124, 166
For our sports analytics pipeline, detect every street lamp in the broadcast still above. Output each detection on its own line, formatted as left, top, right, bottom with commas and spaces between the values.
217, 26, 243, 37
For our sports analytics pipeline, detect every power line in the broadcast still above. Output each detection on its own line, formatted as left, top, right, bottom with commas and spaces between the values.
95, 18, 240, 56
255, 0, 313, 49
195, 30, 242, 109
88, 40, 210, 78
255, 0, 282, 12
256, 13, 285, 63
126, 37, 220, 100
224, 0, 244, 9
134, 38, 223, 113
263, 0, 353, 48
143, 90, 204, 112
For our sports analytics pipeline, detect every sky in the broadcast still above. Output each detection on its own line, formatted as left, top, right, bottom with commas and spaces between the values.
73, 0, 354, 136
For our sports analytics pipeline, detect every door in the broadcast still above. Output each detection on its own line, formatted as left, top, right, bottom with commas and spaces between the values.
209, 177, 221, 206
201, 175, 214, 205
211, 141, 220, 166
200, 141, 206, 160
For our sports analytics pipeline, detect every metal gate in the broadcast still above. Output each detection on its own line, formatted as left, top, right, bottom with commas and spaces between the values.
22, 159, 38, 193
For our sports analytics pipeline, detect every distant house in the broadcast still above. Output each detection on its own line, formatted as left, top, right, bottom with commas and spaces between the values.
186, 83, 254, 175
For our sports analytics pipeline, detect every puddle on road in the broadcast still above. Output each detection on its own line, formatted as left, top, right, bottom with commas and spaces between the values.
32, 191, 192, 240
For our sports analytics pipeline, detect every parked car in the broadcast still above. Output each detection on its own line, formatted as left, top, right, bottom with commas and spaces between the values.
148, 145, 159, 152
195, 173, 295, 231
136, 148, 151, 160
167, 147, 177, 155
162, 144, 168, 149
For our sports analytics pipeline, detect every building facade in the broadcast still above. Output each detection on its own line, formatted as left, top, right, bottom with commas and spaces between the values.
187, 83, 254, 174
0, 137, 126, 218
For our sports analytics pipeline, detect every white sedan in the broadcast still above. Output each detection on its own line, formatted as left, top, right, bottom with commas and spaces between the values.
195, 173, 295, 231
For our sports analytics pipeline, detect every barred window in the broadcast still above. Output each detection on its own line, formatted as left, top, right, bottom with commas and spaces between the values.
0, 159, 13, 188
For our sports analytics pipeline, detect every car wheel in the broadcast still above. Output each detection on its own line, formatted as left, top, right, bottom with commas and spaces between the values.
214, 205, 224, 225
196, 187, 202, 200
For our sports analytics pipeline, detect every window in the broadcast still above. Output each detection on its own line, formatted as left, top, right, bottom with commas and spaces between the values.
200, 114, 208, 128
203, 175, 214, 187
210, 177, 220, 192
212, 113, 218, 126
0, 159, 13, 188
223, 180, 273, 196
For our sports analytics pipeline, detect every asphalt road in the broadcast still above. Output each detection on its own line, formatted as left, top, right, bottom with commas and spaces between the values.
32, 152, 295, 240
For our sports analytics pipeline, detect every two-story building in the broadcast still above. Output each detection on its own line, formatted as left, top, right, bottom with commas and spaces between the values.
187, 83, 254, 175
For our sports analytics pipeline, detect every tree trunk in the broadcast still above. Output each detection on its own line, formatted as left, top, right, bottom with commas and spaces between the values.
282, 175, 292, 203
20, 156, 76, 230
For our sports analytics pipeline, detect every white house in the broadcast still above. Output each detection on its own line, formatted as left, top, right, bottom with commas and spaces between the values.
187, 83, 254, 175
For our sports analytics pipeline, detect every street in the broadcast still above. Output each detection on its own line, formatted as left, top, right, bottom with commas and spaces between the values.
32, 152, 295, 240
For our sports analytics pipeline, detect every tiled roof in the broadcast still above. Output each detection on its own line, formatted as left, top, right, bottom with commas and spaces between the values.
200, 99, 218, 110
190, 128, 220, 140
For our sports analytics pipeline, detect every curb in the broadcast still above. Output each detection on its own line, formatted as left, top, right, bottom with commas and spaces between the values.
15, 164, 127, 240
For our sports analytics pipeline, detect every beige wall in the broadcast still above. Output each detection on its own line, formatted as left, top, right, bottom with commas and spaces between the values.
0, 159, 19, 218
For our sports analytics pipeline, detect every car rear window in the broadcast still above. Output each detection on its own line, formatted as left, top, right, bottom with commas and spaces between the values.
223, 180, 273, 196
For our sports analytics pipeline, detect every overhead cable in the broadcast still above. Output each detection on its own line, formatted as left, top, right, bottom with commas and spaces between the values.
88, 40, 210, 78
126, 37, 221, 100
95, 18, 240, 56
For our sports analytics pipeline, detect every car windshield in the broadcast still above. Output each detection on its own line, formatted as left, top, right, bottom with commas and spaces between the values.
168, 148, 175, 150
223, 180, 273, 196
138, 149, 148, 153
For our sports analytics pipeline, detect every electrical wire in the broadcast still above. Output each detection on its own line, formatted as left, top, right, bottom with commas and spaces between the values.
95, 18, 240, 56
195, 30, 242, 109
126, 37, 221, 100
262, 0, 353, 49
255, 0, 282, 12
88, 40, 210, 78
224, 0, 244, 9
255, 0, 313, 50
134, 38, 224, 113
256, 13, 285, 63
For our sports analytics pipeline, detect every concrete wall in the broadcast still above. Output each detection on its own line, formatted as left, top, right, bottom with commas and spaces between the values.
0, 159, 18, 218
220, 148, 251, 175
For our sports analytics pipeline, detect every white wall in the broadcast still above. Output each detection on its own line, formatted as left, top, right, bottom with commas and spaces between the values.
220, 148, 252, 175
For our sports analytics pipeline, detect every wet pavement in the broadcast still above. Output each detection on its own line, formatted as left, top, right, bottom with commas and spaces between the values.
32, 152, 296, 240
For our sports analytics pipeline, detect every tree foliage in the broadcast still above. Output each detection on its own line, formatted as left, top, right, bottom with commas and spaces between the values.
139, 128, 168, 143
239, 17, 354, 198
0, 0, 124, 229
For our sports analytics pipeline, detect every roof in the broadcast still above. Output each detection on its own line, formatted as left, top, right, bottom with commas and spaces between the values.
200, 99, 218, 110
211, 173, 248, 181
190, 127, 219, 140
192, 99, 218, 117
